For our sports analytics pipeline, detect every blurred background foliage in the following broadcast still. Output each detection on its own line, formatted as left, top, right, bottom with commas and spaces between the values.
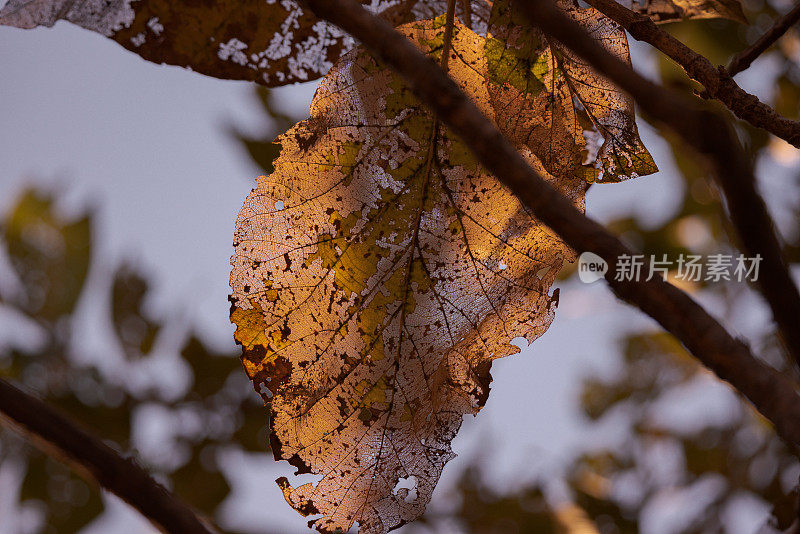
1, 0, 800, 531
0, 188, 268, 532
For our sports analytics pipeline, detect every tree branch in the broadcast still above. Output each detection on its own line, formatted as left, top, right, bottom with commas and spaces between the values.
298, 0, 800, 446
460, 0, 472, 29
442, 0, 457, 71
0, 378, 218, 534
728, 1, 800, 77
516, 0, 800, 373
583, 0, 800, 148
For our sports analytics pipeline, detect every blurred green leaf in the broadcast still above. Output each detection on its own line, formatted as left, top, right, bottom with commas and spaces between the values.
3, 189, 91, 322
19, 454, 104, 534
451, 467, 564, 534
112, 265, 160, 360
170, 443, 230, 516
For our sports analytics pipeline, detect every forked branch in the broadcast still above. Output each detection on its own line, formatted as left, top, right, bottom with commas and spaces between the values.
583, 0, 800, 147
300, 0, 800, 447
516, 0, 800, 374
728, 1, 800, 77
0, 378, 217, 534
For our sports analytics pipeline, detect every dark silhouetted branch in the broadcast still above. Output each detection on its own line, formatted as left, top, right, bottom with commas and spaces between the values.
0, 378, 218, 534
516, 0, 800, 374
583, 0, 800, 148
299, 0, 800, 446
728, 2, 800, 76
460, 0, 472, 28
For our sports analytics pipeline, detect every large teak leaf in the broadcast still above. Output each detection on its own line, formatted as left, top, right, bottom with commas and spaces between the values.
230, 18, 585, 534
487, 0, 657, 183
0, 0, 491, 86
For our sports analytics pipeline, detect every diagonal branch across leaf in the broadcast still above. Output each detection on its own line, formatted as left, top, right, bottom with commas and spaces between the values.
229, 17, 585, 534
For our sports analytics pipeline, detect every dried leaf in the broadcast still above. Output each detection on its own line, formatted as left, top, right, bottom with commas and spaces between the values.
487, 0, 657, 183
0, 0, 491, 86
230, 17, 583, 534
622, 0, 747, 23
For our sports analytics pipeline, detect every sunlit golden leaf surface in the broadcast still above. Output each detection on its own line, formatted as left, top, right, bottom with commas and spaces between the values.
230, 17, 585, 534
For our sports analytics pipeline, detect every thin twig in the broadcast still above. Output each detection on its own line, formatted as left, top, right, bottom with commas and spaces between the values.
583, 0, 800, 147
728, 1, 800, 77
460, 0, 472, 29
0, 378, 218, 534
300, 0, 800, 446
441, 0, 457, 71
517, 0, 800, 373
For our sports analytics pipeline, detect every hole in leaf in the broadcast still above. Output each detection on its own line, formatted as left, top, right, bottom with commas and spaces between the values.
258, 382, 274, 398
536, 265, 551, 278
392, 475, 418, 503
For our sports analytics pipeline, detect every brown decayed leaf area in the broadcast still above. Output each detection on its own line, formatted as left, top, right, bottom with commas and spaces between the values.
0, 0, 491, 86
229, 17, 585, 534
